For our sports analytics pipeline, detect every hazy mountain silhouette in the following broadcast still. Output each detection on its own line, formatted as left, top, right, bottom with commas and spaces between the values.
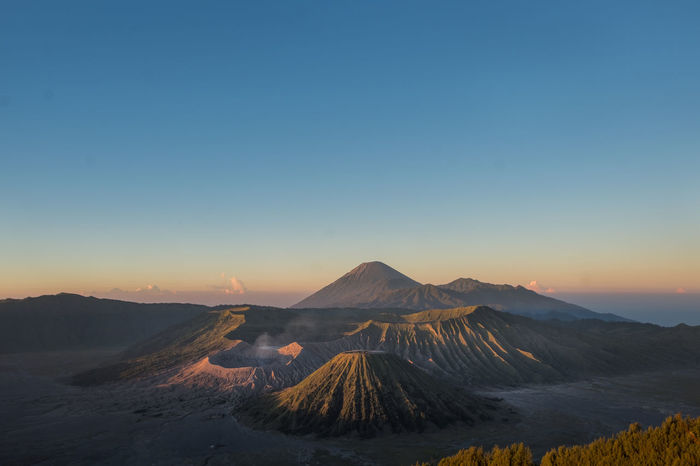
437, 278, 616, 320
292, 261, 420, 309
240, 350, 500, 437
292, 262, 627, 321
0, 293, 211, 353
71, 306, 250, 385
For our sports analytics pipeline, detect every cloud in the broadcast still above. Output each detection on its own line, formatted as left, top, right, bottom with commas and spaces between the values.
526, 280, 541, 292
135, 284, 161, 293
93, 284, 176, 302
676, 287, 687, 294
225, 277, 246, 295
92, 284, 305, 307
526, 280, 555, 294
212, 274, 247, 295
91, 273, 301, 307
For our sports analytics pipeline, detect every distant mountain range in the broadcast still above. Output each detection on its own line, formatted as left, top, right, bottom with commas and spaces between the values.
0, 293, 211, 353
292, 261, 627, 322
0, 263, 626, 354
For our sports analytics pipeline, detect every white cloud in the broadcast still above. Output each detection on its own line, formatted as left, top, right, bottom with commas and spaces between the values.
94, 284, 176, 302
93, 273, 255, 305
212, 274, 247, 295
225, 276, 247, 295
526, 280, 555, 294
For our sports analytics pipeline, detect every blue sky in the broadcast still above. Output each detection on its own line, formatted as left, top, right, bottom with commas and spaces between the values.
1, 1, 699, 318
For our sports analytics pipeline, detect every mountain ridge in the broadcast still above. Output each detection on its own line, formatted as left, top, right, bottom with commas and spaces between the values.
292, 262, 627, 322
71, 304, 700, 391
0, 293, 212, 353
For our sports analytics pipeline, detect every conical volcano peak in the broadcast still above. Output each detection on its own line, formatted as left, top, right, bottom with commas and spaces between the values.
241, 350, 499, 437
343, 261, 419, 283
291, 261, 420, 309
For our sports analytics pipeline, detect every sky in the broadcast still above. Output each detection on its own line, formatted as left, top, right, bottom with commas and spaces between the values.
1, 1, 699, 321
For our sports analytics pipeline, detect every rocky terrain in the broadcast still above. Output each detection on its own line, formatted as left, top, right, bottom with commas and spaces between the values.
70, 303, 700, 399
240, 351, 503, 437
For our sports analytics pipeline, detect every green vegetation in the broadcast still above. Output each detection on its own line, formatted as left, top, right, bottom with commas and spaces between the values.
430, 443, 532, 466
541, 414, 700, 466
418, 414, 700, 465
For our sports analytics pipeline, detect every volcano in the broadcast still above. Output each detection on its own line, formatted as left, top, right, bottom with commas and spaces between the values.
291, 261, 420, 309
292, 261, 627, 322
240, 350, 499, 437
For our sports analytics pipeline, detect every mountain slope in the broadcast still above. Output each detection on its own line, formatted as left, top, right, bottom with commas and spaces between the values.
75, 305, 700, 392
0, 293, 210, 353
363, 284, 468, 310
438, 278, 621, 320
293, 262, 627, 322
304, 306, 700, 385
241, 351, 500, 437
291, 261, 420, 309
70, 306, 406, 387
71, 307, 249, 385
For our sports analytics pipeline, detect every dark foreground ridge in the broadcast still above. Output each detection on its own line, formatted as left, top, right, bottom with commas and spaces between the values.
240, 351, 503, 438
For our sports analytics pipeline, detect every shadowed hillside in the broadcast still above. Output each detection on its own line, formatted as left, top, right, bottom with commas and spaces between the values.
241, 351, 502, 438
72, 307, 248, 385
0, 293, 211, 353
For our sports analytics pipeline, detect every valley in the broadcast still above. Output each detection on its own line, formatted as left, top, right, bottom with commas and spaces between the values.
2, 349, 699, 465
